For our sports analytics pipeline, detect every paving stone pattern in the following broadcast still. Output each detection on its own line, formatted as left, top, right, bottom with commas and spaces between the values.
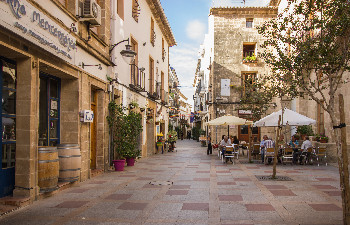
0, 140, 343, 224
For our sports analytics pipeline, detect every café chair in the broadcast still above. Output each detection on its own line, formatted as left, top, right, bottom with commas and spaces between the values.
282, 147, 293, 164
315, 147, 327, 166
224, 146, 235, 164
251, 144, 260, 160
264, 148, 275, 165
301, 147, 315, 165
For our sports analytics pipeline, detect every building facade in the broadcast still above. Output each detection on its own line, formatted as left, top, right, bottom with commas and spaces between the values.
110, 0, 175, 157
0, 0, 175, 202
197, 4, 278, 143
0, 0, 112, 199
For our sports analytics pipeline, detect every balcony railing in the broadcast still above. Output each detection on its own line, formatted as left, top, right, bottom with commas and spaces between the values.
161, 90, 168, 104
132, 0, 140, 22
130, 64, 145, 92
150, 29, 156, 46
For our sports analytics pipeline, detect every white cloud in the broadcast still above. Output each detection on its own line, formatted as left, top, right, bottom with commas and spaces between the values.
169, 44, 199, 108
186, 20, 206, 42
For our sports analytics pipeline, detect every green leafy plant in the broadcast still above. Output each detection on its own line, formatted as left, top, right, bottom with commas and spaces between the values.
315, 134, 329, 142
297, 125, 314, 136
243, 54, 257, 63
167, 130, 177, 142
107, 102, 143, 160
123, 149, 141, 159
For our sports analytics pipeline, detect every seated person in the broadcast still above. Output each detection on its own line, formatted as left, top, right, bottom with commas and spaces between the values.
233, 136, 240, 145
220, 135, 232, 157
263, 137, 275, 164
289, 135, 299, 164
300, 136, 313, 164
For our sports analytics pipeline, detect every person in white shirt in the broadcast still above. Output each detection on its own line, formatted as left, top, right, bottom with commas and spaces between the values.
220, 135, 231, 156
300, 136, 313, 164
263, 137, 275, 164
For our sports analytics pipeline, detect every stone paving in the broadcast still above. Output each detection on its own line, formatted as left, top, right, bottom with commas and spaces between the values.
0, 140, 343, 225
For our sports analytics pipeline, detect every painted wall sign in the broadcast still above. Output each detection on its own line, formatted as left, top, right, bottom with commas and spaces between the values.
0, 0, 76, 64
221, 79, 230, 96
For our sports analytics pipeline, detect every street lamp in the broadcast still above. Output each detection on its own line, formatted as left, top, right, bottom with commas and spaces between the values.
110, 38, 137, 65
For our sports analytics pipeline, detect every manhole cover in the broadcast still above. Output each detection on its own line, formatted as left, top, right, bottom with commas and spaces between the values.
149, 181, 173, 186
255, 175, 293, 181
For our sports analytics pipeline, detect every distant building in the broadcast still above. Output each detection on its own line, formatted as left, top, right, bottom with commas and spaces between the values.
196, 2, 277, 143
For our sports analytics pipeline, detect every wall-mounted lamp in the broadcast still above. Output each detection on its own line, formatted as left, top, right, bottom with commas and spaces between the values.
70, 23, 77, 33
79, 62, 102, 70
110, 38, 137, 65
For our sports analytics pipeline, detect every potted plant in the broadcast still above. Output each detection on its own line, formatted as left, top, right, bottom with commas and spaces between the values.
243, 54, 257, 63
297, 125, 314, 140
167, 130, 177, 152
107, 102, 143, 171
315, 134, 329, 143
123, 149, 141, 166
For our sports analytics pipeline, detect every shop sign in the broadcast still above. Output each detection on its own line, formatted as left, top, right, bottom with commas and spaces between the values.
238, 110, 252, 115
80, 110, 94, 123
0, 0, 76, 64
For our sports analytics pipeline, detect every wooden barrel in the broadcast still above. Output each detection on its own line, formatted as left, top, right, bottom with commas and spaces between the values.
38, 146, 59, 192
57, 144, 81, 182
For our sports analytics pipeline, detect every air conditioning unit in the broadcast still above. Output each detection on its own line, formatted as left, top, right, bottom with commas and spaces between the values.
81, 0, 101, 26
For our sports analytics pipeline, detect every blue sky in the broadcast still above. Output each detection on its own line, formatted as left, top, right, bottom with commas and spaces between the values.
160, 0, 270, 108
160, 0, 212, 108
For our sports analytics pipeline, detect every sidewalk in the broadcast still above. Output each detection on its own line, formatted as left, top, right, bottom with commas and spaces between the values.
0, 139, 343, 225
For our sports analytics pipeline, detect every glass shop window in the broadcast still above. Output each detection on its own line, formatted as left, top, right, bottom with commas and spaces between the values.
38, 75, 60, 146
1, 59, 16, 169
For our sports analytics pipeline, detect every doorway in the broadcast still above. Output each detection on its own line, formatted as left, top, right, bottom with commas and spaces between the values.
0, 58, 16, 197
238, 125, 260, 143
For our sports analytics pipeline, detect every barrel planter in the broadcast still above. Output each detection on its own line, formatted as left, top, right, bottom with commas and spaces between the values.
57, 144, 81, 182
38, 146, 59, 192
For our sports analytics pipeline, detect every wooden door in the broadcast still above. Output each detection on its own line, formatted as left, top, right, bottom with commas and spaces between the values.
90, 91, 97, 169
238, 125, 260, 143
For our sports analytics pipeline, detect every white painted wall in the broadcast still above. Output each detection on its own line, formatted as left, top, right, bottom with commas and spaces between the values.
111, 0, 170, 95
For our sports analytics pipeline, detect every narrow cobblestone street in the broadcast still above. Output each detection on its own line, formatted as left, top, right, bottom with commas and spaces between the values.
0, 140, 343, 225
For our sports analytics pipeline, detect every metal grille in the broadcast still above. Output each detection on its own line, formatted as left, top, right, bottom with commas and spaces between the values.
255, 175, 293, 181
149, 181, 173, 186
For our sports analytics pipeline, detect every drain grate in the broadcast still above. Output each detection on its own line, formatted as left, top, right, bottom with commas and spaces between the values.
149, 181, 173, 186
239, 160, 261, 164
255, 175, 293, 181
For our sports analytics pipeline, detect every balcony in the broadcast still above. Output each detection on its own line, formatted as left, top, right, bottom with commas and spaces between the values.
150, 29, 156, 46
162, 48, 166, 62
148, 82, 160, 100
161, 90, 168, 105
129, 64, 145, 92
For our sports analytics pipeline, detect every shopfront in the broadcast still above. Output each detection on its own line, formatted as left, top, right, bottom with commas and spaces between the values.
0, 0, 110, 199
0, 58, 16, 197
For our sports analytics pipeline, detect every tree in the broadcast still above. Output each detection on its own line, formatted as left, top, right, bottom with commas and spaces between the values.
257, 0, 350, 223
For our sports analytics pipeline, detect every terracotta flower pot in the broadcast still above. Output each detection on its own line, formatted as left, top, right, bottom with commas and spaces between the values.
112, 159, 125, 171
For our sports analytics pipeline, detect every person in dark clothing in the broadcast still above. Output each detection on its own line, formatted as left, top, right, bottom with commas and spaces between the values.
207, 134, 212, 155
233, 136, 239, 145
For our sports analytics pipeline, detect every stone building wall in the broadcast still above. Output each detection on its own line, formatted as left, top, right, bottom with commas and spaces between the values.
209, 7, 278, 142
